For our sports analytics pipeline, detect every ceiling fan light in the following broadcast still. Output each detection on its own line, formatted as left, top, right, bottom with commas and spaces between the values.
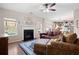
43, 9, 49, 13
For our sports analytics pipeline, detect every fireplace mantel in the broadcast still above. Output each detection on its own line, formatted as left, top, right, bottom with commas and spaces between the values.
22, 25, 34, 30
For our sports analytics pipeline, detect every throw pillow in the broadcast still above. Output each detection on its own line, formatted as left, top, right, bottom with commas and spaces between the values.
47, 38, 61, 45
65, 33, 77, 44
53, 38, 61, 42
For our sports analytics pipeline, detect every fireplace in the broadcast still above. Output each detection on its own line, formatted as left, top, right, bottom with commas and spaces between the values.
24, 30, 34, 41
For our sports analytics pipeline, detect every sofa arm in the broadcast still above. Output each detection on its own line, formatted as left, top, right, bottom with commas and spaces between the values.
51, 41, 79, 52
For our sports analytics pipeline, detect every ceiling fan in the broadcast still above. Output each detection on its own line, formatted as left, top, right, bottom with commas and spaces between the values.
42, 3, 56, 12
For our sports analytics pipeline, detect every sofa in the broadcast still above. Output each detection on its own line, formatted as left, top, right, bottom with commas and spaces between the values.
34, 33, 79, 55
40, 29, 61, 39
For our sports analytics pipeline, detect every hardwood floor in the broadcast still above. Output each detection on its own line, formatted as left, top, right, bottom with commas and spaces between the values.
8, 41, 25, 55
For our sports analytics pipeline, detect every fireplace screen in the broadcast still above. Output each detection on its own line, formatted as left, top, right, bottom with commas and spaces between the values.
24, 30, 34, 41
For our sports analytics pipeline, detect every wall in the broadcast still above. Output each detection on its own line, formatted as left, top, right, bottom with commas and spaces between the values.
74, 8, 79, 38
43, 19, 53, 32
51, 11, 74, 21
49, 11, 74, 33
0, 8, 44, 43
0, 16, 4, 35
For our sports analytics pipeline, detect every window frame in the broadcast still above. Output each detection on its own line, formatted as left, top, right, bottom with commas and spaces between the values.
4, 18, 17, 36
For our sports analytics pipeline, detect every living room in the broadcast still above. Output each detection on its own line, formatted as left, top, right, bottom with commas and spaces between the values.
0, 3, 79, 55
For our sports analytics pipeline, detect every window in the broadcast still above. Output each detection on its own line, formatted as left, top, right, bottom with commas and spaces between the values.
4, 18, 17, 35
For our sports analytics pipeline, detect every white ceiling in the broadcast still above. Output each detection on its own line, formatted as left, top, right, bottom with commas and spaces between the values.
0, 3, 79, 20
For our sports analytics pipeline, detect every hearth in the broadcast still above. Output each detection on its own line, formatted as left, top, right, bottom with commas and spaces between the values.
24, 30, 34, 41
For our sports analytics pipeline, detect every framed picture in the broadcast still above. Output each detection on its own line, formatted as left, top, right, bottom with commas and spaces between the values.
23, 16, 33, 26
77, 20, 79, 28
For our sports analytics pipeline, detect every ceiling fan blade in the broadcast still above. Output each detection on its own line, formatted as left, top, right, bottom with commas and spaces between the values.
49, 9, 56, 11
50, 3, 56, 7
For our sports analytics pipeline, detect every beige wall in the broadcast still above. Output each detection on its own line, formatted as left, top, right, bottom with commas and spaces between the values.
0, 8, 53, 43
43, 19, 53, 32
0, 8, 76, 43
0, 8, 45, 43
0, 16, 4, 35
74, 8, 79, 38
0, 8, 26, 43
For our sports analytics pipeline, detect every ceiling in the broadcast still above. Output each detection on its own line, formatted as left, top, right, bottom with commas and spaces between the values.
0, 3, 79, 20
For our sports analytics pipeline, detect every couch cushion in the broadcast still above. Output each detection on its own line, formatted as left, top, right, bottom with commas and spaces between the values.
53, 29, 61, 36
34, 39, 50, 55
47, 38, 61, 45
51, 41, 79, 53
65, 33, 77, 44
62, 35, 66, 42
75, 38, 79, 45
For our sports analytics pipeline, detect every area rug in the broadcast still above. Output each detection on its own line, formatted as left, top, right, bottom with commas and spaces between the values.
19, 39, 49, 55
19, 40, 36, 55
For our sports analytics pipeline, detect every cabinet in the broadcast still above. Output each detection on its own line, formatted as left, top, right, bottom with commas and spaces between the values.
0, 37, 8, 55
63, 21, 74, 33
53, 20, 74, 33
